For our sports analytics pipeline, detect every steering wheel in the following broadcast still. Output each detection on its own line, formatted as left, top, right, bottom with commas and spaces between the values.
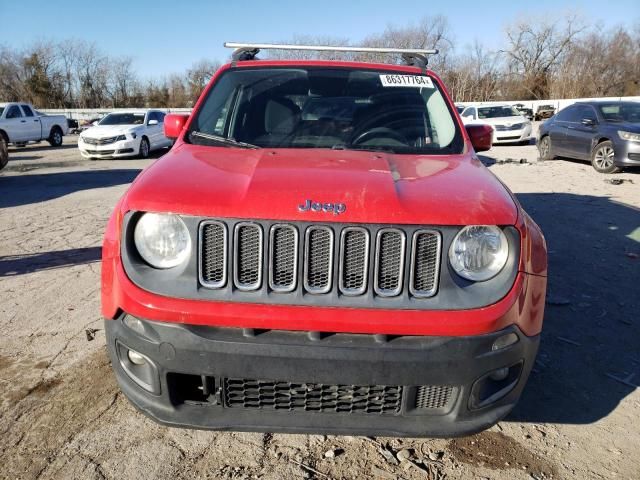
351, 127, 408, 146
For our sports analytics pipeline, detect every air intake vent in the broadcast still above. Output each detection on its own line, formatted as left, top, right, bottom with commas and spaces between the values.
200, 221, 227, 288
415, 385, 453, 409
339, 228, 369, 295
234, 223, 262, 290
374, 229, 406, 297
410, 231, 441, 298
269, 225, 298, 292
304, 226, 334, 294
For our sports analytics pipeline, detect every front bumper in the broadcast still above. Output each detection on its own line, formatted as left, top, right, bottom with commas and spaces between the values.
105, 314, 539, 437
79, 138, 139, 159
493, 124, 532, 144
614, 138, 640, 167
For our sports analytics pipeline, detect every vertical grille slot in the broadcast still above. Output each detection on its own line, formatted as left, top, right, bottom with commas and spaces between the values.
374, 229, 406, 297
199, 221, 227, 288
415, 385, 453, 409
339, 227, 369, 295
410, 230, 441, 298
269, 225, 298, 292
233, 223, 263, 291
304, 226, 334, 294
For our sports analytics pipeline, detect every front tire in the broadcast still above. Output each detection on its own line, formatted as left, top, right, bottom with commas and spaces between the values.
591, 141, 620, 174
48, 127, 63, 147
138, 137, 150, 159
538, 135, 553, 160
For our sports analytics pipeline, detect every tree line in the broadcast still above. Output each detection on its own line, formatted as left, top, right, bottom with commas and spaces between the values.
0, 14, 638, 109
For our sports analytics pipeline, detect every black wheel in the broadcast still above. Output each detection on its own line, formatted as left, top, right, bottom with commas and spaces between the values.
138, 137, 150, 159
0, 137, 8, 171
48, 127, 63, 147
591, 141, 620, 174
538, 135, 553, 160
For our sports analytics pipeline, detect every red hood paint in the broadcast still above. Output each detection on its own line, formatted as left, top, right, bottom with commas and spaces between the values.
122, 145, 517, 225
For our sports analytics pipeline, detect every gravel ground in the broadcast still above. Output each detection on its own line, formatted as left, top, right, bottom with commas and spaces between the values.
1, 130, 639, 480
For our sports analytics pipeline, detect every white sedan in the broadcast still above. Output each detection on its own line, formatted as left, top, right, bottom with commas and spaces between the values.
460, 105, 532, 145
78, 110, 172, 159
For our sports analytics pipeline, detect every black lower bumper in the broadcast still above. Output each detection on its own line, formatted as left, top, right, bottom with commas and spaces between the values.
105, 314, 539, 437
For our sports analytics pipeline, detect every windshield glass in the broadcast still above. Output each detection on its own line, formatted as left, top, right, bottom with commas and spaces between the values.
99, 113, 145, 126
188, 67, 463, 154
598, 103, 640, 123
477, 106, 521, 119
0, 107, 4, 117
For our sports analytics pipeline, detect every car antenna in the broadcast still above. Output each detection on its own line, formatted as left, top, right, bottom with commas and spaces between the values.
224, 42, 438, 72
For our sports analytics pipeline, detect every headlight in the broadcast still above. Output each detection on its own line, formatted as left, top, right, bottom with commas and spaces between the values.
134, 213, 191, 269
449, 226, 509, 281
116, 134, 127, 141
618, 130, 640, 142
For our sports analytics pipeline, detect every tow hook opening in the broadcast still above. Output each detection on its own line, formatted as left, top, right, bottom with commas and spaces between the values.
116, 341, 160, 395
469, 361, 523, 410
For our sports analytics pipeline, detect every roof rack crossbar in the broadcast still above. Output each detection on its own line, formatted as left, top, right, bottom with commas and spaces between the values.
225, 42, 438, 68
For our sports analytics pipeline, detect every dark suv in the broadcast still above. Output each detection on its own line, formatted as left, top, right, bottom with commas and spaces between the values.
538, 101, 640, 173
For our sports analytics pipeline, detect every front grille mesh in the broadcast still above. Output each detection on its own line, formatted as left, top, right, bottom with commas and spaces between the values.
376, 230, 405, 295
201, 222, 226, 287
415, 385, 453, 409
305, 227, 333, 292
411, 231, 440, 297
235, 224, 262, 289
340, 229, 368, 294
270, 226, 297, 291
224, 378, 402, 414
200, 220, 441, 300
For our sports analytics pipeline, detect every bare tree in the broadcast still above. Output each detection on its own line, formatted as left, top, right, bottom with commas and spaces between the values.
186, 59, 220, 105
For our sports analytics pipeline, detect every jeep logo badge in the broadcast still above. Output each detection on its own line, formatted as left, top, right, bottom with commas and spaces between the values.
298, 199, 346, 215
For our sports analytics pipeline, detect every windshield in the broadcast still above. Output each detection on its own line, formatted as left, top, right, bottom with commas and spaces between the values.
478, 106, 521, 119
188, 67, 463, 154
0, 107, 4, 117
598, 103, 640, 123
99, 113, 145, 126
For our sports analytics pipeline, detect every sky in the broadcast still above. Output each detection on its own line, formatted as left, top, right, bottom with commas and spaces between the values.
1, 0, 638, 79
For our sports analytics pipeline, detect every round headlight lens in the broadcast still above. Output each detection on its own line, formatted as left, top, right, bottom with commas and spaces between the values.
134, 213, 191, 269
449, 226, 508, 281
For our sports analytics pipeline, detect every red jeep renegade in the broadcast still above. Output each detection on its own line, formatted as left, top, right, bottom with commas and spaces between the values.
102, 43, 547, 437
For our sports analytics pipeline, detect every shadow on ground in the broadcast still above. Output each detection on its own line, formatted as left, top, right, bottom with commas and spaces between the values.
508, 192, 639, 425
0, 247, 101, 277
0, 169, 141, 208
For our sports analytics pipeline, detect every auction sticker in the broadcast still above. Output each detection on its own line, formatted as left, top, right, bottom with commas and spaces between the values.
379, 74, 434, 88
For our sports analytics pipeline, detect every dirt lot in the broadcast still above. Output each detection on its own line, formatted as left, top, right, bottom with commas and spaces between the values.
1, 132, 639, 480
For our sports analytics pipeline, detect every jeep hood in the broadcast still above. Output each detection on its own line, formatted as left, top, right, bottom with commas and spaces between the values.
123, 145, 518, 225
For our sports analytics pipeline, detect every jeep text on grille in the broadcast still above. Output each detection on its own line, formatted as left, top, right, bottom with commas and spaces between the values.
102, 43, 547, 437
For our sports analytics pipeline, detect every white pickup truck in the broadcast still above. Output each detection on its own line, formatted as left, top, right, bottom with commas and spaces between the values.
0, 102, 69, 147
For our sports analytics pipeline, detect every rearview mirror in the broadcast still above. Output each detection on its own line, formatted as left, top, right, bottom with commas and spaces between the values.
465, 124, 493, 152
581, 118, 596, 127
164, 114, 190, 140
148, 119, 159, 126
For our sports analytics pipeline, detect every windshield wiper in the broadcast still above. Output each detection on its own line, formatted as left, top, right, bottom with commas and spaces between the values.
190, 131, 260, 149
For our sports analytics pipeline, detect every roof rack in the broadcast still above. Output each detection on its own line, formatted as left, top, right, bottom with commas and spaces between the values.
224, 42, 438, 70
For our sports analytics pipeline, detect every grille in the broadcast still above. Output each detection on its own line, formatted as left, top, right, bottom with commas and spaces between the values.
304, 227, 334, 293
494, 123, 523, 131
224, 378, 402, 414
415, 385, 453, 409
200, 222, 227, 288
84, 149, 116, 155
339, 228, 369, 295
375, 229, 405, 296
410, 231, 441, 297
83, 136, 118, 145
629, 153, 640, 161
496, 135, 521, 140
269, 225, 298, 292
234, 223, 262, 290
199, 220, 441, 300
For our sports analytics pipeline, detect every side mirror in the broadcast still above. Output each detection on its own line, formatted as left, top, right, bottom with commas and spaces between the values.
164, 114, 190, 140
148, 119, 159, 126
466, 124, 493, 152
581, 118, 596, 127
